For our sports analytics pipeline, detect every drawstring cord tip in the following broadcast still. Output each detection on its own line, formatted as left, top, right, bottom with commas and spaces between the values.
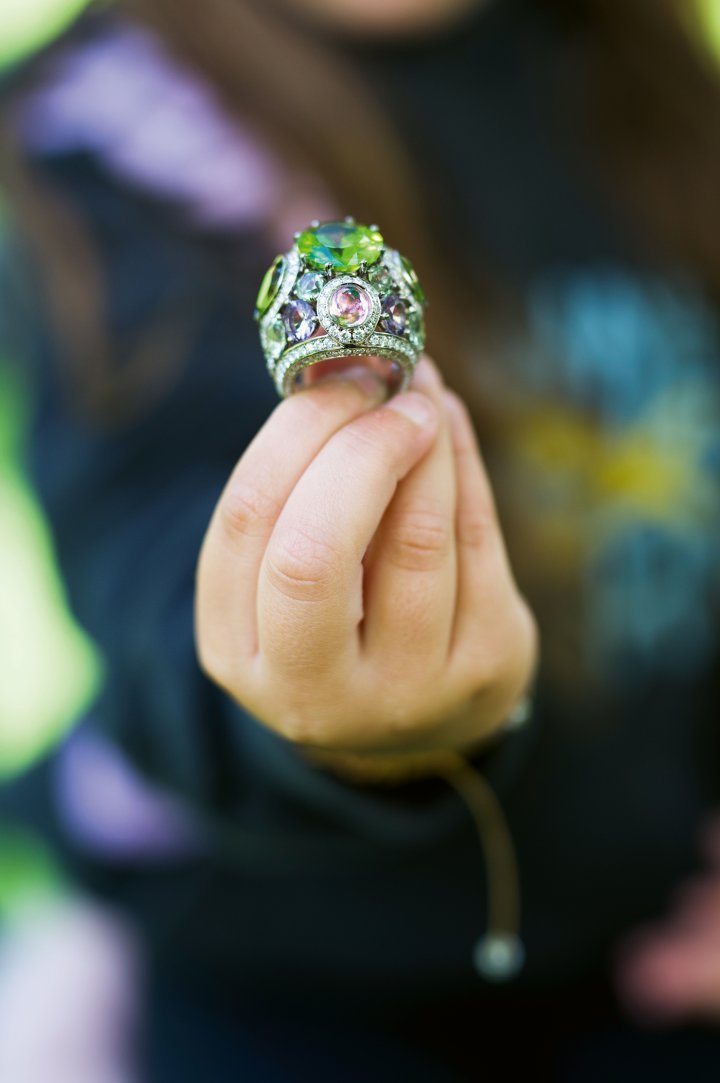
473, 933, 525, 981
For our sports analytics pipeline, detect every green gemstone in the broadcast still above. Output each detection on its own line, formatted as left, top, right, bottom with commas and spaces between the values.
297, 221, 384, 273
255, 255, 285, 318
266, 315, 286, 356
408, 307, 426, 349
295, 271, 325, 303
400, 254, 426, 305
368, 263, 395, 292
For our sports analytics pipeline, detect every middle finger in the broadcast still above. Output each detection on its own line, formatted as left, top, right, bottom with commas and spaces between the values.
360, 356, 457, 671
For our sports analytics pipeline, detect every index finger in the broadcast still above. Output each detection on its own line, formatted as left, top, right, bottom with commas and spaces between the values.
196, 369, 387, 669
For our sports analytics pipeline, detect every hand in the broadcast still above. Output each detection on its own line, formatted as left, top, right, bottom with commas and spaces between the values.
195, 355, 537, 759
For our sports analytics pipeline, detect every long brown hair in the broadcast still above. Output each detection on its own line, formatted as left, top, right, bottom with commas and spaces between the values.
3, 0, 720, 423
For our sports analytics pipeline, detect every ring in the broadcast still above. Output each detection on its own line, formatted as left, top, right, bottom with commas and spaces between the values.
255, 217, 427, 399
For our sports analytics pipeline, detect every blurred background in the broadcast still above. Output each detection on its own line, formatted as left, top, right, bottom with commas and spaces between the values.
0, 0, 100, 918
1, 0, 720, 927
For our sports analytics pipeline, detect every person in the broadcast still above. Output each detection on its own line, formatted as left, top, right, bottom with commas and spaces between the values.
1, 0, 720, 1078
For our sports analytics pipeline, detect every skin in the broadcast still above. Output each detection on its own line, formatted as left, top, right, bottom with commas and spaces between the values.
196, 356, 537, 761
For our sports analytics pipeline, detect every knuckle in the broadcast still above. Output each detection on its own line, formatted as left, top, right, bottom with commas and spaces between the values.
342, 404, 413, 457
195, 634, 237, 695
273, 702, 339, 746
339, 417, 387, 460
386, 501, 452, 572
372, 674, 426, 734
275, 713, 319, 745
454, 594, 538, 692
221, 479, 278, 543
515, 594, 540, 668
265, 523, 340, 601
279, 388, 332, 429
456, 505, 495, 551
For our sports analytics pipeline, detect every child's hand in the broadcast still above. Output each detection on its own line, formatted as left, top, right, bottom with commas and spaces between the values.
195, 356, 537, 758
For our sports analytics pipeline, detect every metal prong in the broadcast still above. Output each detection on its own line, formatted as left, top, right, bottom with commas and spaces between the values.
293, 231, 301, 241
344, 215, 356, 225
310, 219, 321, 228
369, 224, 379, 232
324, 262, 334, 275
359, 260, 368, 276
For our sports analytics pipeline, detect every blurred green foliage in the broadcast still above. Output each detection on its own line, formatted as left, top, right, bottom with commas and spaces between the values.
0, 366, 102, 780
703, 0, 720, 50
0, 0, 90, 69
0, 0, 94, 916
0, 829, 63, 920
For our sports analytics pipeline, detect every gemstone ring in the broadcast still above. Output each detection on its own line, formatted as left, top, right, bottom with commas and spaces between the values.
255, 217, 427, 399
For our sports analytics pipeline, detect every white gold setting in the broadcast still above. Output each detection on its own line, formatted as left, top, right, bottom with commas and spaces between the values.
273, 332, 416, 398
259, 248, 300, 362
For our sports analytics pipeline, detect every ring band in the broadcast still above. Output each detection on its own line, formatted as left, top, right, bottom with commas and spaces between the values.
255, 217, 427, 398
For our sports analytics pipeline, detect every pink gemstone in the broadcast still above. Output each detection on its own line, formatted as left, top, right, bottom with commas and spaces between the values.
329, 284, 372, 327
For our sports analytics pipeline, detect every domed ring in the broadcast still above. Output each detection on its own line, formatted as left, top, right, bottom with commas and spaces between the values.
255, 217, 427, 399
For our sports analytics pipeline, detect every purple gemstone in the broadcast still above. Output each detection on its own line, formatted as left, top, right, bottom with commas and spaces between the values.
381, 294, 408, 336
282, 298, 317, 343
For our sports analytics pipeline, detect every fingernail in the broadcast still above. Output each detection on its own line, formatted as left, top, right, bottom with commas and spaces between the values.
385, 390, 437, 427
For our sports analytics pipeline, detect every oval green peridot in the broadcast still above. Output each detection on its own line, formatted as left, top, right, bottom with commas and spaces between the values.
400, 254, 426, 305
297, 221, 384, 273
255, 254, 285, 319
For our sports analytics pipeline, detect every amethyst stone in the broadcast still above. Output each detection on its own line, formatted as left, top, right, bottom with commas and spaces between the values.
282, 299, 317, 343
381, 294, 408, 336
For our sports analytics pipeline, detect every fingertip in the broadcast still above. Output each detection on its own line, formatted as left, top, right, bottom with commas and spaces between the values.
384, 389, 439, 429
302, 364, 388, 404
442, 387, 467, 422
411, 354, 444, 392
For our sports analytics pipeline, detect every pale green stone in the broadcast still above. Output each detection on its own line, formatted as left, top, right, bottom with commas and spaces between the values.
266, 315, 286, 356
400, 254, 426, 305
295, 271, 325, 303
368, 263, 395, 292
387, 250, 425, 305
408, 306, 426, 349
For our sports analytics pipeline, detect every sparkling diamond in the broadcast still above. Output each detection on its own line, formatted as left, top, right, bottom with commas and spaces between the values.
282, 299, 317, 343
381, 294, 408, 336
295, 271, 325, 303
255, 255, 285, 318
329, 284, 373, 327
297, 221, 384, 273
